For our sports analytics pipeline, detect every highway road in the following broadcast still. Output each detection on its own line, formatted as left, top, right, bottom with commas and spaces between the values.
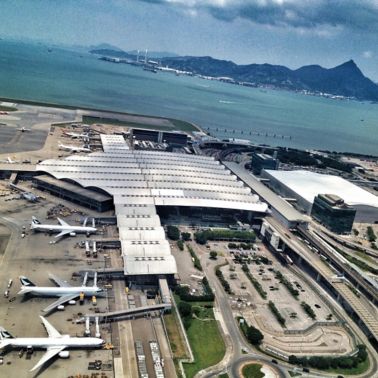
265, 218, 378, 377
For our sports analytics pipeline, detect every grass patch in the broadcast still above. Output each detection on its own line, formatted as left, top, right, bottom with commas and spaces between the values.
170, 118, 198, 132
218, 374, 229, 378
0, 234, 11, 256
82, 115, 172, 130
192, 305, 215, 320
0, 105, 17, 111
183, 316, 225, 378
164, 311, 188, 359
242, 363, 265, 378
325, 358, 370, 376
0, 96, 200, 132
82, 114, 198, 132
288, 371, 302, 377
354, 250, 375, 264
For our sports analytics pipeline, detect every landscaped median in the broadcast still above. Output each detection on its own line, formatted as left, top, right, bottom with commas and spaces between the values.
241, 363, 265, 378
182, 308, 226, 378
166, 278, 225, 378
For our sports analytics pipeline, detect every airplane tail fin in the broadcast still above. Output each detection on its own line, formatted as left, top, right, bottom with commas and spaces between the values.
0, 327, 14, 344
19, 276, 36, 287
31, 216, 41, 227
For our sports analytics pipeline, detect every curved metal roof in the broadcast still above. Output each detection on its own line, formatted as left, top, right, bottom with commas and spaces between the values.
37, 135, 268, 277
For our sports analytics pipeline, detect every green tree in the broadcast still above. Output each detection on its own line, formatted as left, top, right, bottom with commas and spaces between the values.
195, 232, 208, 245
178, 301, 192, 318
181, 232, 191, 241
246, 325, 264, 345
356, 345, 367, 362
177, 240, 184, 251
210, 251, 218, 259
167, 225, 180, 240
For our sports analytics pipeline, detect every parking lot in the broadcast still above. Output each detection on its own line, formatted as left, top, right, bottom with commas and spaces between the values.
186, 238, 355, 357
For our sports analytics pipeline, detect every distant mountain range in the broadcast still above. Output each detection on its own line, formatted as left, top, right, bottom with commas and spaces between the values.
90, 48, 179, 59
90, 48, 378, 102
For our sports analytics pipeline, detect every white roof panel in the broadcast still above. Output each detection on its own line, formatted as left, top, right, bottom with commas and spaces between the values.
266, 170, 378, 208
37, 134, 271, 278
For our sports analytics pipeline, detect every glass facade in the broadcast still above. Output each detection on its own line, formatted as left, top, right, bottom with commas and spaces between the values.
311, 194, 356, 234
251, 153, 279, 175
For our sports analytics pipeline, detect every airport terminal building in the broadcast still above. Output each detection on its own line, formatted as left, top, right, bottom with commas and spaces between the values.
37, 135, 269, 284
261, 169, 378, 223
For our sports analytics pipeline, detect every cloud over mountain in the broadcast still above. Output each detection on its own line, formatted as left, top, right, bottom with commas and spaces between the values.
136, 0, 378, 31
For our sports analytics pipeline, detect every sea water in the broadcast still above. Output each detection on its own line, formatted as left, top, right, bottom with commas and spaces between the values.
0, 40, 377, 155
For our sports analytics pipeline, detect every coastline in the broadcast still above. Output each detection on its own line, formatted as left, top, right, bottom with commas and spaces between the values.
1, 95, 378, 158
0, 96, 203, 134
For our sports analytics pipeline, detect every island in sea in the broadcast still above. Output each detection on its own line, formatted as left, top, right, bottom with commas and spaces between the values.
90, 47, 378, 103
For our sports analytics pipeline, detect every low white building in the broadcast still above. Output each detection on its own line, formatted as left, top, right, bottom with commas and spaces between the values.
262, 169, 378, 223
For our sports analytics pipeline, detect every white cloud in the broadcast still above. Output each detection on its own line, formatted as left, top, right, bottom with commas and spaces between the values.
362, 50, 373, 58
138, 0, 378, 32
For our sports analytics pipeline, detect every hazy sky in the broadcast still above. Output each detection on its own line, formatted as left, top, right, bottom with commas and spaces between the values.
1, 0, 378, 80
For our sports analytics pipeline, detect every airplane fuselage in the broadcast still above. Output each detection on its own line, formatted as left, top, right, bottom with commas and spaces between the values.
31, 224, 96, 234
3, 337, 103, 349
19, 286, 102, 297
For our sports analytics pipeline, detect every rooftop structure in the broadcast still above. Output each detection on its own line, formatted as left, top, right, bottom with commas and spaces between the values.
224, 162, 308, 228
311, 194, 356, 234
262, 169, 378, 223
38, 135, 268, 282
33, 174, 113, 212
250, 152, 279, 175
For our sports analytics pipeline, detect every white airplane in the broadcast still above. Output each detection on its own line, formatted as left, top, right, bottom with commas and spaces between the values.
1, 157, 20, 164
63, 131, 89, 139
20, 192, 39, 202
30, 216, 97, 238
18, 272, 105, 314
17, 127, 31, 132
0, 316, 104, 372
58, 142, 91, 153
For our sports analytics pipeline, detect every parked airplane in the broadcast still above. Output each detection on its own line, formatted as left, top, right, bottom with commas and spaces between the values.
17, 127, 31, 132
0, 316, 104, 372
58, 142, 91, 153
20, 192, 39, 202
1, 157, 20, 164
63, 131, 89, 139
30, 216, 97, 238
18, 272, 104, 314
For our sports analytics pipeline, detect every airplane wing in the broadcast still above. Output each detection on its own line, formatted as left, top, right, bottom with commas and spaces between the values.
57, 217, 69, 227
42, 294, 79, 314
54, 230, 72, 238
40, 316, 61, 338
48, 273, 71, 287
30, 346, 66, 372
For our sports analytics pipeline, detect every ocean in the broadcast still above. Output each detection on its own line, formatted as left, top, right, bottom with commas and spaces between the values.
0, 40, 377, 155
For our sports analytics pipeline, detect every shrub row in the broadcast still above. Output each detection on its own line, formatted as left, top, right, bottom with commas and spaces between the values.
242, 264, 267, 299
177, 240, 184, 251
301, 301, 316, 319
275, 271, 299, 299
228, 242, 254, 250
195, 229, 256, 245
268, 301, 286, 327
187, 245, 203, 271
367, 226, 376, 242
289, 344, 367, 370
215, 267, 232, 294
